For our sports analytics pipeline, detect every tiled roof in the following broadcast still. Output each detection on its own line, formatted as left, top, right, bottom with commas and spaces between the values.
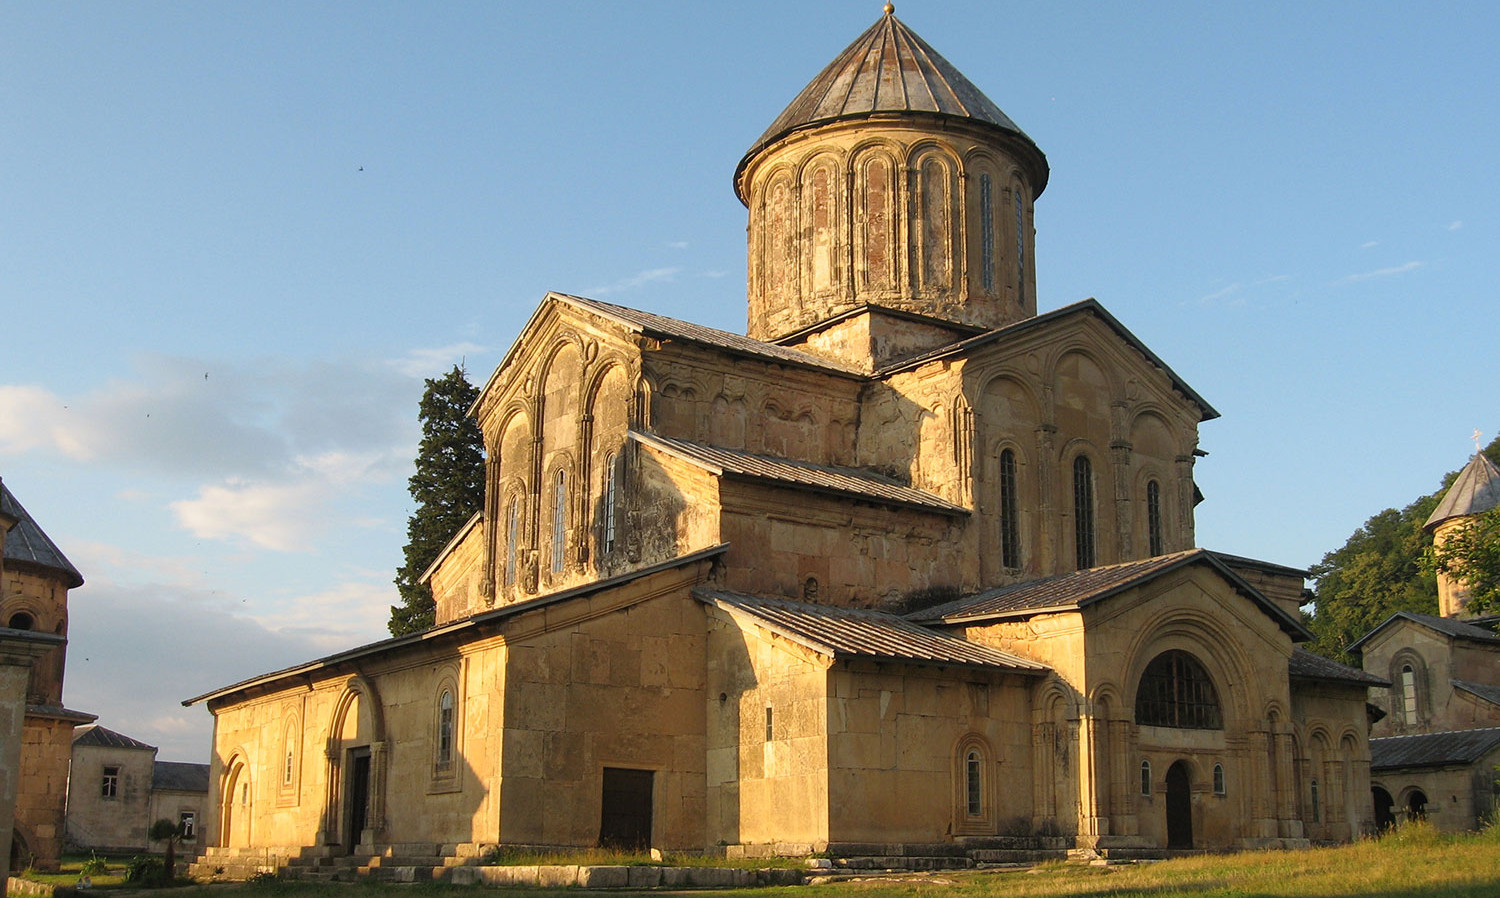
1453, 680, 1500, 709
557, 294, 864, 377
740, 11, 1045, 193
152, 761, 209, 793
1288, 648, 1388, 686
632, 431, 966, 516
1370, 726, 1500, 771
187, 544, 729, 706
696, 589, 1047, 674
1, 481, 84, 588
1425, 452, 1500, 531
874, 300, 1219, 422
1348, 610, 1500, 654
73, 725, 155, 752
905, 549, 1310, 638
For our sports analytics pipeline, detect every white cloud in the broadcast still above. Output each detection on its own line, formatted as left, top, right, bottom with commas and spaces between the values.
392, 342, 490, 379
171, 479, 328, 552
666, 241, 689, 249
1337, 261, 1424, 284
1449, 220, 1463, 231
1191, 274, 1289, 306
583, 266, 681, 297
1360, 240, 1379, 249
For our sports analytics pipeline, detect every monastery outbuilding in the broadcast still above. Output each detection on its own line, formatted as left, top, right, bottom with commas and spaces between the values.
187, 10, 1386, 875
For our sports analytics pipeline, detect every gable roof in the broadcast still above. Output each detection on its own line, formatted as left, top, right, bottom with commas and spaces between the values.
1425, 452, 1500, 531
186, 544, 728, 707
1288, 647, 1388, 687
1370, 726, 1500, 771
905, 548, 1310, 639
1347, 610, 1500, 654
1453, 679, 1500, 709
73, 725, 155, 752
632, 431, 966, 516
152, 760, 210, 793
696, 589, 1047, 674
873, 299, 1219, 422
1, 481, 84, 588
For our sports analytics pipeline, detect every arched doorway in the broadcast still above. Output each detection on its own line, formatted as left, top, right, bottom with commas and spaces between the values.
221, 759, 250, 848
1406, 789, 1428, 822
1165, 761, 1193, 848
1372, 786, 1395, 830
10, 831, 30, 876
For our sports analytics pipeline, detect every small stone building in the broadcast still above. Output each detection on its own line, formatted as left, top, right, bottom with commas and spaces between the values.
188, 10, 1383, 873
64, 725, 211, 855
1356, 451, 1500, 831
1, 481, 94, 872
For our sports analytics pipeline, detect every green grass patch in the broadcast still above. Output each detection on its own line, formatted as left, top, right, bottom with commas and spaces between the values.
19, 854, 129, 888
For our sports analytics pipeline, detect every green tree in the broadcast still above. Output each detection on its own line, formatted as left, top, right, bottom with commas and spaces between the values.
389, 366, 484, 636
1308, 432, 1500, 663
147, 818, 184, 884
1428, 505, 1500, 614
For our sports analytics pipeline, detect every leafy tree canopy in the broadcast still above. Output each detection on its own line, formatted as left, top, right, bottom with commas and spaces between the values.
1308, 432, 1500, 663
390, 366, 484, 636
1428, 505, 1500, 614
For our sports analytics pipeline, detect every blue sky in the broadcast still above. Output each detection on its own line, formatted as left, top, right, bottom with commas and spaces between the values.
2, 2, 1496, 760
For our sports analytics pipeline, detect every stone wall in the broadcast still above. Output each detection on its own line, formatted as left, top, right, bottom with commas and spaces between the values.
64, 741, 155, 852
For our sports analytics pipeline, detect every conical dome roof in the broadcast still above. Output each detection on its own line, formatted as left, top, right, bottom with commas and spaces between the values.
1, 481, 83, 588
740, 9, 1045, 186
1426, 453, 1500, 532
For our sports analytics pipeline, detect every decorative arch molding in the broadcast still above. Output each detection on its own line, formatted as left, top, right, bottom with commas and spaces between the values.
320, 675, 388, 849
903, 137, 965, 168
1387, 648, 1431, 728
951, 732, 998, 834
1122, 612, 1261, 725
218, 749, 252, 849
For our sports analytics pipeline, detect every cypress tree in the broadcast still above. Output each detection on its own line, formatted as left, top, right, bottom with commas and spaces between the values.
390, 366, 484, 636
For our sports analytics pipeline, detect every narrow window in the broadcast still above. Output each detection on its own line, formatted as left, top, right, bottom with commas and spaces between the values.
504, 498, 520, 586
979, 173, 995, 291
1014, 189, 1025, 290
101, 766, 119, 799
7, 612, 34, 630
180, 811, 196, 840
965, 750, 983, 816
437, 690, 455, 769
1073, 456, 1096, 569
1140, 760, 1152, 797
602, 453, 618, 555
1401, 665, 1417, 723
551, 469, 568, 574
1310, 779, 1321, 823
999, 449, 1020, 570
764, 707, 774, 742
283, 741, 294, 787
803, 577, 819, 600
240, 782, 250, 807
1213, 764, 1225, 796
1147, 480, 1164, 556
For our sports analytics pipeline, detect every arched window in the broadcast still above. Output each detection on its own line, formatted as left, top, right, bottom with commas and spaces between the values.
1147, 479, 1164, 556
601, 452, 618, 555
504, 497, 521, 587
1213, 763, 1226, 796
7, 612, 34, 630
1013, 187, 1026, 292
978, 173, 995, 292
1135, 650, 1223, 729
551, 469, 568, 574
1140, 760, 1152, 797
1310, 778, 1321, 823
281, 722, 296, 788
965, 750, 983, 816
1400, 664, 1418, 724
1073, 456, 1096, 569
437, 690, 455, 770
803, 577, 819, 600
999, 449, 1020, 570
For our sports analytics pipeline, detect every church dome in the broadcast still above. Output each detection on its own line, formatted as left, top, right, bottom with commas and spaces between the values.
736, 8, 1047, 200
737, 9, 1051, 349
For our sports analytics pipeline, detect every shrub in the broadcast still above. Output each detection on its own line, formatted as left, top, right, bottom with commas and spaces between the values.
79, 854, 109, 877
125, 855, 168, 887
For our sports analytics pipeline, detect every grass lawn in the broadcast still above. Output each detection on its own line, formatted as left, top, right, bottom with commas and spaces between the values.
18, 854, 130, 889
43, 823, 1500, 898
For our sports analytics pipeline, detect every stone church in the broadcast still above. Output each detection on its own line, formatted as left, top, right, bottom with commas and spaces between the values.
188, 10, 1384, 871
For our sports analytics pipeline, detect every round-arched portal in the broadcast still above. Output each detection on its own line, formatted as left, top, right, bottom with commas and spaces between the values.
1406, 789, 1428, 821
1372, 786, 1396, 830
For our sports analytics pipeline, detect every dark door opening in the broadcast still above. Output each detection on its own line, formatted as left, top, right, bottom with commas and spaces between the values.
1373, 786, 1395, 830
345, 749, 371, 855
1165, 760, 1193, 849
599, 767, 653, 850
1406, 789, 1428, 822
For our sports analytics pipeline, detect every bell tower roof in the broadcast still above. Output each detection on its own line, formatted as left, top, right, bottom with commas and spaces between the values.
1426, 452, 1500, 532
737, 9, 1046, 198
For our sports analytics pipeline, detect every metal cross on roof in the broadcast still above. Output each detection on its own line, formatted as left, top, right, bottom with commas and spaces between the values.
1476, 428, 1485, 452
